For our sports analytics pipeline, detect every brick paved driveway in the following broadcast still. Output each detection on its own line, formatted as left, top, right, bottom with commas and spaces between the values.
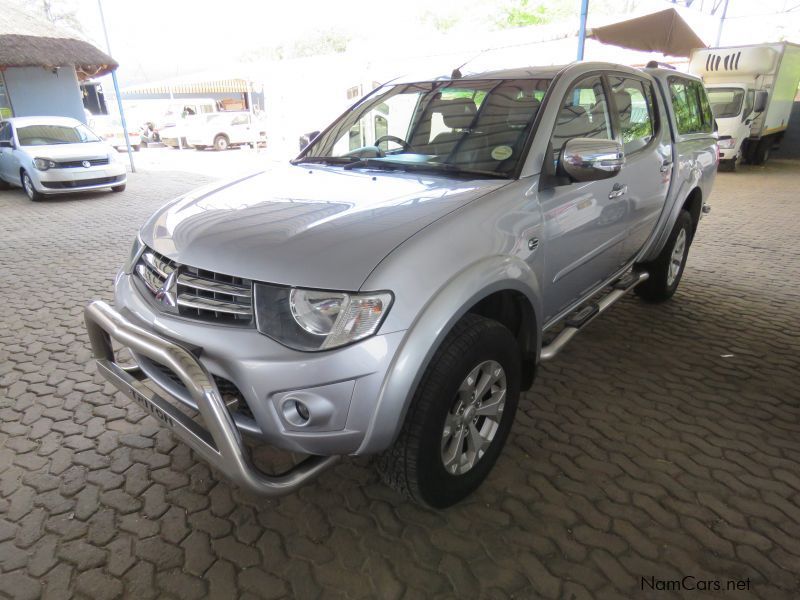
1, 159, 799, 599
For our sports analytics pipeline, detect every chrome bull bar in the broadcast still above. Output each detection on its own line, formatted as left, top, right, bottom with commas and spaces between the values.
84, 300, 339, 496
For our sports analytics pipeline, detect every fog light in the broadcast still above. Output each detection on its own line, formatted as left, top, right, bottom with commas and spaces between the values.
282, 398, 310, 426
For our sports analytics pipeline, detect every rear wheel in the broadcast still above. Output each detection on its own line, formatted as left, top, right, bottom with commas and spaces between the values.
635, 209, 693, 302
376, 314, 521, 508
194, 145, 206, 151
21, 171, 43, 202
132, 145, 141, 152
213, 135, 229, 151
111, 183, 126, 193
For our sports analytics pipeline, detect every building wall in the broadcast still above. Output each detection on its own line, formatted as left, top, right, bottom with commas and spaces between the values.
3, 66, 86, 122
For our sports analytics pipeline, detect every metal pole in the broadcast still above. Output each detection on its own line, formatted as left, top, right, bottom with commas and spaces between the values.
715, 0, 730, 47
97, 0, 135, 172
577, 0, 590, 61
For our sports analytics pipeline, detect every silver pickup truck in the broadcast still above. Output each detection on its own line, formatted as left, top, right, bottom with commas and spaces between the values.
85, 62, 717, 508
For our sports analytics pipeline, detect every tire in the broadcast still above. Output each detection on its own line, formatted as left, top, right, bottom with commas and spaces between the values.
133, 145, 141, 152
635, 209, 693, 303
0, 177, 10, 190
21, 171, 43, 202
194, 145, 206, 151
751, 138, 772, 165
718, 157, 738, 172
376, 314, 521, 509
111, 184, 126, 193
213, 135, 229, 151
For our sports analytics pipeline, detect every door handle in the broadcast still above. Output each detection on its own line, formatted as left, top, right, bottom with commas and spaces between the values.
608, 184, 627, 199
660, 160, 673, 173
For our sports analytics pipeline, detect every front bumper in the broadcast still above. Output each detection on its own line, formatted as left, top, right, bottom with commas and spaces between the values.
33, 163, 127, 194
109, 272, 405, 457
84, 300, 339, 496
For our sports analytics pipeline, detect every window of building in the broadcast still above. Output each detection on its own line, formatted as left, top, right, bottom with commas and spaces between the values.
0, 74, 13, 119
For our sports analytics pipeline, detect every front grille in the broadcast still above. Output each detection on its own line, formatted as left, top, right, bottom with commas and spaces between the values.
140, 356, 255, 421
134, 247, 254, 325
41, 175, 123, 189
55, 157, 110, 168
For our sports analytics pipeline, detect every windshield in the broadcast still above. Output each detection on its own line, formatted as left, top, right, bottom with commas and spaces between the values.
303, 78, 550, 177
17, 124, 101, 146
708, 88, 745, 119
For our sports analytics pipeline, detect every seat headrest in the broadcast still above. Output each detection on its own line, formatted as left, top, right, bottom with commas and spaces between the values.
435, 98, 477, 129
614, 91, 632, 114
558, 105, 587, 123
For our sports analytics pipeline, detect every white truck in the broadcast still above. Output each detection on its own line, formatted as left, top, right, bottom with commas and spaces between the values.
689, 42, 800, 170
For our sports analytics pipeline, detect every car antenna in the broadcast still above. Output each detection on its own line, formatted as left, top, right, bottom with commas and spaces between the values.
451, 50, 484, 79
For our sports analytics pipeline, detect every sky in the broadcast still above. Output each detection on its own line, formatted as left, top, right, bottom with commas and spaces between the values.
34, 0, 800, 87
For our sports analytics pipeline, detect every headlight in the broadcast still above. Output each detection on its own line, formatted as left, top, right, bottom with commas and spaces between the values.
123, 235, 144, 274
33, 157, 56, 170
717, 137, 736, 149
255, 284, 392, 351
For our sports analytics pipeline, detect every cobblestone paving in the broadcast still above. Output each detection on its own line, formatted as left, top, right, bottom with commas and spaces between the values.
1, 160, 799, 599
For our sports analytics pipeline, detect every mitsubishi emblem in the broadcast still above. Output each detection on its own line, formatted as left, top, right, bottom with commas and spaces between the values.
154, 270, 179, 308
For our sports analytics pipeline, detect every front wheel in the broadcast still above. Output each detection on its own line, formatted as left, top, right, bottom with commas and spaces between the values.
635, 209, 693, 302
111, 183, 126, 193
21, 171, 43, 201
376, 314, 521, 508
213, 135, 229, 151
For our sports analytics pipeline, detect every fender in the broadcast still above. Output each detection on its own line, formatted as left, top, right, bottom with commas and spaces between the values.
356, 254, 541, 455
638, 161, 702, 263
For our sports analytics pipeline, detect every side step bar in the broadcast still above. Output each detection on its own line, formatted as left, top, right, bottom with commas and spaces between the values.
540, 270, 649, 362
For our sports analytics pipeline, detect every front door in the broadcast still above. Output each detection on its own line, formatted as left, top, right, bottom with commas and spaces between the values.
0, 123, 15, 183
539, 74, 630, 321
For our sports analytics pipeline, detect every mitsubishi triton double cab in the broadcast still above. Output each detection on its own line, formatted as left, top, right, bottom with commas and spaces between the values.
85, 62, 717, 508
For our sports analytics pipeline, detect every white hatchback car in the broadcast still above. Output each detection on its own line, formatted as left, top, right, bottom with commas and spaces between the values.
0, 116, 127, 201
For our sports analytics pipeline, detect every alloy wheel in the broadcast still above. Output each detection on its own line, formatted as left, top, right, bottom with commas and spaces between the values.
441, 360, 506, 475
667, 228, 687, 286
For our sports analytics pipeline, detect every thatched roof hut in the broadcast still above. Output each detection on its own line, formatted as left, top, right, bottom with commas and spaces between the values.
0, 1, 117, 79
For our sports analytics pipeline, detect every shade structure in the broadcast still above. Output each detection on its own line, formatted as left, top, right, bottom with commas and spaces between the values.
0, 1, 117, 79
587, 8, 706, 58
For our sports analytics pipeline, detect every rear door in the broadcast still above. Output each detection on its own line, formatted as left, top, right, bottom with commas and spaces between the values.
606, 73, 673, 262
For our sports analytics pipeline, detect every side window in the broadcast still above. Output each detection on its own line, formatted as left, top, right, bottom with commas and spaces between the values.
743, 90, 754, 118
670, 78, 713, 135
609, 76, 655, 153
374, 114, 388, 140
230, 114, 249, 126
0, 123, 11, 142
695, 82, 714, 133
551, 75, 612, 154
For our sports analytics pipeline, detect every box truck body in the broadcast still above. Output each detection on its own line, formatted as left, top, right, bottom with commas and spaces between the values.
689, 42, 800, 169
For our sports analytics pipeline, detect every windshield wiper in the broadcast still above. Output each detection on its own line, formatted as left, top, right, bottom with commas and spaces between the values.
343, 158, 507, 179
291, 156, 356, 166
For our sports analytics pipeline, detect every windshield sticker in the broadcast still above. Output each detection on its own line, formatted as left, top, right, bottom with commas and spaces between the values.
491, 145, 513, 161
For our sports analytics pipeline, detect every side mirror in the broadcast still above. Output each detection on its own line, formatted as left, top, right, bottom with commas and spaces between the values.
298, 130, 320, 151
559, 138, 624, 182
754, 90, 768, 113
